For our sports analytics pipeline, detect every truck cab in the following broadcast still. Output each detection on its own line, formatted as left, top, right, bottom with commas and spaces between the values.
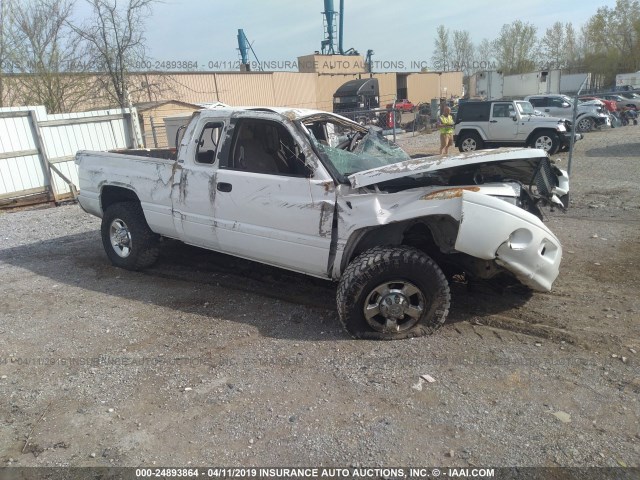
333, 78, 380, 124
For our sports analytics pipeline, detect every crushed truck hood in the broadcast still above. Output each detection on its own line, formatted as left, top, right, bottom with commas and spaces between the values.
347, 148, 552, 189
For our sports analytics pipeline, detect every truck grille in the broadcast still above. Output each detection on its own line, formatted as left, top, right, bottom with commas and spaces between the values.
534, 157, 556, 197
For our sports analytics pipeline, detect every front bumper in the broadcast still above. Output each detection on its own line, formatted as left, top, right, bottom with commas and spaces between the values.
560, 132, 582, 146
454, 191, 562, 291
594, 115, 611, 127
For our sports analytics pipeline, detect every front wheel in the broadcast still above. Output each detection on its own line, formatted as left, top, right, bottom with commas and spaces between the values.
336, 246, 451, 340
530, 131, 560, 155
101, 202, 160, 270
576, 116, 595, 132
458, 132, 484, 152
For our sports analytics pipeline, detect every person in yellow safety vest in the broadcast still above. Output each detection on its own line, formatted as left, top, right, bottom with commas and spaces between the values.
438, 106, 455, 155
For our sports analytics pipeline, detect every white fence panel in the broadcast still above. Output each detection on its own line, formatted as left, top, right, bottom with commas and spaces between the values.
0, 105, 141, 206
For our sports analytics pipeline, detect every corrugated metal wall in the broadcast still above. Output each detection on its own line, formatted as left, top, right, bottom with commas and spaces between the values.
159, 74, 220, 104
141, 103, 200, 148
272, 72, 318, 109
136, 72, 413, 112
406, 73, 441, 104
372, 73, 398, 107
215, 73, 277, 106
439, 72, 465, 97
0, 106, 140, 206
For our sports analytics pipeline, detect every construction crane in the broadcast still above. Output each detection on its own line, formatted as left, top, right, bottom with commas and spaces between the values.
237, 29, 263, 71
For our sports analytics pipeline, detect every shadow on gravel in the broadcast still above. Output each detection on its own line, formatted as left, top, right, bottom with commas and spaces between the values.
584, 142, 640, 157
0, 232, 531, 339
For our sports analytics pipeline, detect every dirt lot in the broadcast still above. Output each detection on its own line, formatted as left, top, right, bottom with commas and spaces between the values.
1, 126, 639, 469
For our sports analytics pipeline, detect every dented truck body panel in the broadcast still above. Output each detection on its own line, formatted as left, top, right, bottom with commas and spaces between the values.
454, 191, 561, 291
76, 107, 566, 292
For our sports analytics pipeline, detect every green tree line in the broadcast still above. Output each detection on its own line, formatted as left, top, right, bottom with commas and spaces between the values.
431, 0, 640, 86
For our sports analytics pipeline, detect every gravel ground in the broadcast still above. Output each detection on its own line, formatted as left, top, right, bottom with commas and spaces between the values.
0, 126, 639, 469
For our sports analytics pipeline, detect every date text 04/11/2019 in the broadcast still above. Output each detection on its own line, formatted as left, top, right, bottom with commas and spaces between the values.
134, 467, 496, 478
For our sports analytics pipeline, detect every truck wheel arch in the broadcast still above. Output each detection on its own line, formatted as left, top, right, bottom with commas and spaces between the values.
100, 185, 142, 214
339, 216, 459, 276
456, 128, 486, 144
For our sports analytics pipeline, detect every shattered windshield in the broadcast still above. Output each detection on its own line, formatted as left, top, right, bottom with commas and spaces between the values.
301, 116, 410, 176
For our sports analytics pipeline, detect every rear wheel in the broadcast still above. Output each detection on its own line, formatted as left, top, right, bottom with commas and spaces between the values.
336, 246, 451, 340
458, 131, 484, 152
101, 202, 160, 270
530, 131, 560, 155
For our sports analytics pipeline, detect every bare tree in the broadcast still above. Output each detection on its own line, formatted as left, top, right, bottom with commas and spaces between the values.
71, 0, 156, 108
431, 25, 450, 71
493, 20, 539, 74
451, 30, 474, 75
539, 22, 565, 70
11, 0, 93, 113
563, 23, 578, 70
0, 0, 16, 107
474, 38, 495, 72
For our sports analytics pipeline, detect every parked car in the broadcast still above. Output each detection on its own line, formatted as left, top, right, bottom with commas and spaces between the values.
454, 100, 581, 155
386, 99, 415, 112
525, 94, 610, 132
618, 92, 640, 101
76, 106, 567, 340
600, 94, 640, 111
579, 96, 617, 113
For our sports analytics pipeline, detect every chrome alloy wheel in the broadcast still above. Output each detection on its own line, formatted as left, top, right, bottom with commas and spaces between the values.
533, 135, 554, 152
460, 137, 477, 151
363, 280, 426, 333
109, 218, 132, 258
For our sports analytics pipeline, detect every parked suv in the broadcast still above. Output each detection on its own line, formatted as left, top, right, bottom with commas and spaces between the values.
525, 94, 610, 132
454, 100, 581, 155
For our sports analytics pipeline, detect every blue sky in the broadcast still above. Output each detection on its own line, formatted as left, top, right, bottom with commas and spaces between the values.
92, 0, 617, 71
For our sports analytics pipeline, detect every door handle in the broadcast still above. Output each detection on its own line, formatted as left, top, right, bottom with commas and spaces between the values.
217, 182, 232, 192
489, 120, 498, 123
545, 109, 550, 112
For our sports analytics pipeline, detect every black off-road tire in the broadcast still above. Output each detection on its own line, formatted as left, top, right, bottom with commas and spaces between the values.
101, 202, 160, 270
458, 131, 484, 152
336, 246, 451, 340
530, 131, 560, 155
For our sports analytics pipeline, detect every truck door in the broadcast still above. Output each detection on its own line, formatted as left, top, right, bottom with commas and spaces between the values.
171, 118, 226, 249
211, 116, 335, 278
488, 103, 517, 141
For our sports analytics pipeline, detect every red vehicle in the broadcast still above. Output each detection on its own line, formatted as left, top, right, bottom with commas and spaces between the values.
386, 99, 415, 112
579, 96, 617, 112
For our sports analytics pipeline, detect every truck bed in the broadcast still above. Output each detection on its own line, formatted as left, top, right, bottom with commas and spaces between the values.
108, 148, 178, 161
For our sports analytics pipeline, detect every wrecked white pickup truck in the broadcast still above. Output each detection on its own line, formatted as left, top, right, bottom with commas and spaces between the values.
76, 107, 568, 340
